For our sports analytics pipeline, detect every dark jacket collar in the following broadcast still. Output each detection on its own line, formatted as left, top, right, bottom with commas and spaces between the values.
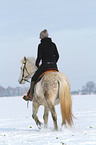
41, 37, 52, 43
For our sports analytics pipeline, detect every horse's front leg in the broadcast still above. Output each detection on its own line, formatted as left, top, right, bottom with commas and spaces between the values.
32, 99, 42, 128
43, 106, 49, 128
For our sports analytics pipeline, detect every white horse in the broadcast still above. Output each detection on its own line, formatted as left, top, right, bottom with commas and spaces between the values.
18, 56, 73, 130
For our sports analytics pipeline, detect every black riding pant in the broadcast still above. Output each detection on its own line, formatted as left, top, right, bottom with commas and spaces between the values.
31, 63, 58, 82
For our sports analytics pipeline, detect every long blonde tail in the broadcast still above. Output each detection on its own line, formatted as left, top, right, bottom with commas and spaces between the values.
59, 80, 73, 126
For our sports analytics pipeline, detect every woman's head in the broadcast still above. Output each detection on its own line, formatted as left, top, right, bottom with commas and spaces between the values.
40, 29, 49, 39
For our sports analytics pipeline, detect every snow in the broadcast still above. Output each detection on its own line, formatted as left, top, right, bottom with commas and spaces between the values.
0, 95, 96, 145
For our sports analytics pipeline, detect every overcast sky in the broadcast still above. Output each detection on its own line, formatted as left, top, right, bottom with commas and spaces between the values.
0, 0, 96, 90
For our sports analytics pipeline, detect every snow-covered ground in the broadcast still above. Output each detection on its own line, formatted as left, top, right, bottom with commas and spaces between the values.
0, 95, 96, 145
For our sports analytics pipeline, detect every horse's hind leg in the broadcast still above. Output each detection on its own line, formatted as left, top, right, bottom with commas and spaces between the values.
43, 106, 49, 128
32, 100, 42, 128
46, 100, 58, 130
50, 105, 58, 130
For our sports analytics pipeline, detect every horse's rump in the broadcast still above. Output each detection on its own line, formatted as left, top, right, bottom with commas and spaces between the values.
35, 72, 59, 105
35, 71, 70, 106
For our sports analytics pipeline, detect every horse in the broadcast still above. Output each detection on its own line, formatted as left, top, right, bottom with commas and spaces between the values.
18, 56, 73, 130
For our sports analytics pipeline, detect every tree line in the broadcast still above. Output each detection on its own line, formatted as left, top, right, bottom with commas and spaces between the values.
0, 86, 28, 97
0, 81, 96, 97
71, 81, 96, 95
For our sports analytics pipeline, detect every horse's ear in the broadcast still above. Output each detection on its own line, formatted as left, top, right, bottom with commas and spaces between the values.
24, 56, 26, 61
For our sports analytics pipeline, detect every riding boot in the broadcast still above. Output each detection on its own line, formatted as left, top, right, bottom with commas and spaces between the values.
23, 89, 30, 101
29, 81, 35, 99
23, 81, 35, 101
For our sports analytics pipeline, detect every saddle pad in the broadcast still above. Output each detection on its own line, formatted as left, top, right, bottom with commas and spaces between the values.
36, 69, 58, 83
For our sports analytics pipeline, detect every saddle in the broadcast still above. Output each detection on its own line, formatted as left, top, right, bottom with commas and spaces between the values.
36, 68, 59, 83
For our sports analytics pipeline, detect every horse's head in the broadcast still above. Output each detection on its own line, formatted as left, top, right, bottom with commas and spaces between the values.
18, 56, 37, 84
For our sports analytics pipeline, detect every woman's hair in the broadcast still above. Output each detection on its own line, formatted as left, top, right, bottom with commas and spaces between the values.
40, 29, 49, 39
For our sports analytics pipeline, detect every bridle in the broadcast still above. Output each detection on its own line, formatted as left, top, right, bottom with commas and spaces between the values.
20, 60, 33, 83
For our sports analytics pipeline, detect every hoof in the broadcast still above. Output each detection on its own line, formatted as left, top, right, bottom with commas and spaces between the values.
36, 121, 43, 129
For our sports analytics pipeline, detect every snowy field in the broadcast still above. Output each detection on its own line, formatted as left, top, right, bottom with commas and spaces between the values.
0, 95, 96, 145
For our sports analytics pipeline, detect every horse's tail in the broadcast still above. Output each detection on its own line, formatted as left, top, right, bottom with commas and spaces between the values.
58, 80, 73, 126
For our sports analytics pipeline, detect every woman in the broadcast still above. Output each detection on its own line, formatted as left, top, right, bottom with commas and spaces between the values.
23, 29, 59, 101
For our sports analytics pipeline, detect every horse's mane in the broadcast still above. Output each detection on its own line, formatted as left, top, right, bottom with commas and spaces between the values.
21, 57, 35, 63
21, 57, 37, 73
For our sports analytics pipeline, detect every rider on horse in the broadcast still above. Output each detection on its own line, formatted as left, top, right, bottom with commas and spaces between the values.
23, 29, 59, 101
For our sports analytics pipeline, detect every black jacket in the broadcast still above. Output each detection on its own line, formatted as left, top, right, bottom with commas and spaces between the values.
35, 38, 59, 68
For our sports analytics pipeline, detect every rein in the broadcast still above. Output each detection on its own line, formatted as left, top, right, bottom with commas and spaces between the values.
20, 60, 35, 83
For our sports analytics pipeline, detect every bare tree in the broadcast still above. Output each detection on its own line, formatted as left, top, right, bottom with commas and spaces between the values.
86, 81, 96, 94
